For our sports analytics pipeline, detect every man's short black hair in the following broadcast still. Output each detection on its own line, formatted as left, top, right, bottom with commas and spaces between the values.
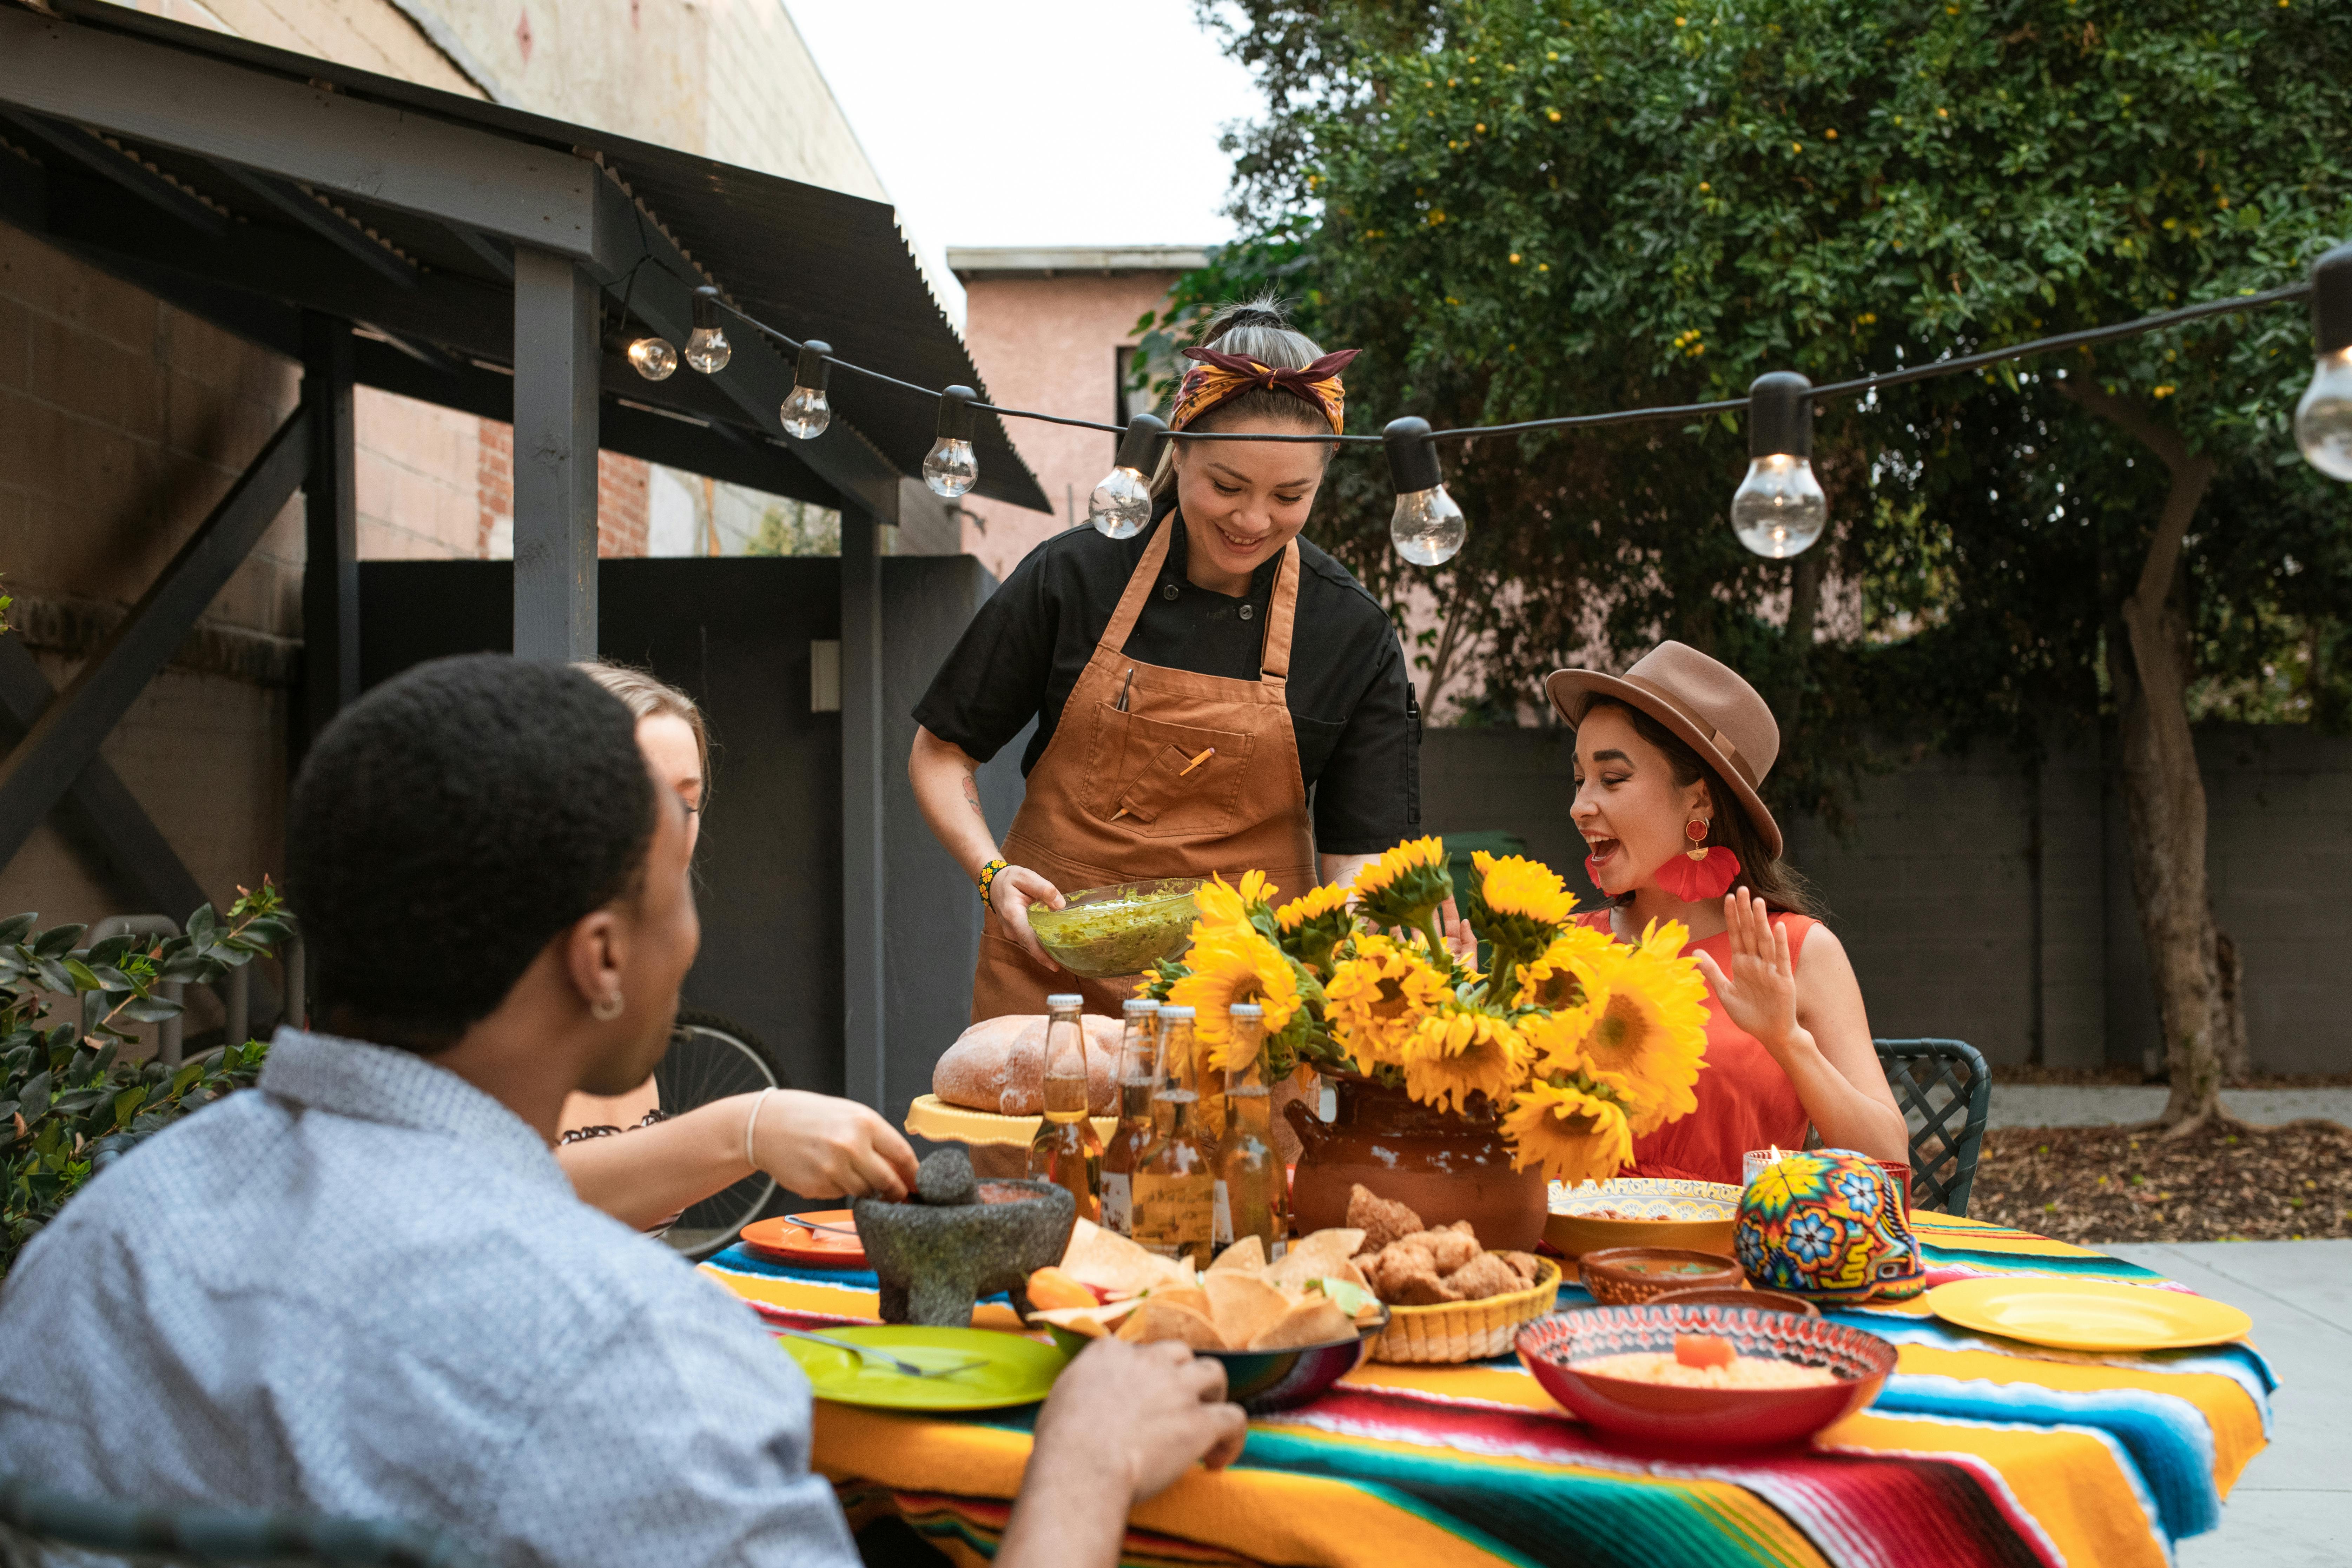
288, 655, 659, 1052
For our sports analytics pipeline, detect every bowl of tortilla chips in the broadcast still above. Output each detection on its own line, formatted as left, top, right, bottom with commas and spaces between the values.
1024, 1222, 1388, 1413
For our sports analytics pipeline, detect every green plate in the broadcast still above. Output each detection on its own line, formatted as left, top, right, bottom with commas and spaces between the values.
778, 1326, 1070, 1411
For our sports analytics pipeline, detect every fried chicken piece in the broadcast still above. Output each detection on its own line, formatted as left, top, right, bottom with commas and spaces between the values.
1346, 1184, 1425, 1257
1446, 1252, 1526, 1302
1496, 1250, 1546, 1285
1400, 1226, 1481, 1275
1365, 1241, 1443, 1304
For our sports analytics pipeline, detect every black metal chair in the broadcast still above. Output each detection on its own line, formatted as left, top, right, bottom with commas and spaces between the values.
0, 1477, 488, 1568
1875, 1038, 1991, 1217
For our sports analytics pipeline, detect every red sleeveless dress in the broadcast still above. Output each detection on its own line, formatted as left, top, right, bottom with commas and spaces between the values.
1571, 911, 1814, 1187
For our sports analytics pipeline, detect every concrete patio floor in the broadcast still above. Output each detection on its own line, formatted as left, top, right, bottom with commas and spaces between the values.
2101, 1239, 2352, 1567
1988, 1086, 2352, 1130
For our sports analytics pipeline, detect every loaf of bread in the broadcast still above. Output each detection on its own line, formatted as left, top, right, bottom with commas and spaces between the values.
933, 1013, 1121, 1116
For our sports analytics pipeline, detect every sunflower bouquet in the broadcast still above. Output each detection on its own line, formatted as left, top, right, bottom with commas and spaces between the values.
1143, 839, 1711, 1185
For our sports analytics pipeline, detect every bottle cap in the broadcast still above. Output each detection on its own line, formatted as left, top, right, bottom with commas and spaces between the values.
1123, 998, 1161, 1014
1046, 993, 1084, 1008
1229, 1003, 1264, 1018
1159, 1005, 1195, 1020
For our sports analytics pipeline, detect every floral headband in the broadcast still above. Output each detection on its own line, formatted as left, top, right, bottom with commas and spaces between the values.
1169, 346, 1362, 435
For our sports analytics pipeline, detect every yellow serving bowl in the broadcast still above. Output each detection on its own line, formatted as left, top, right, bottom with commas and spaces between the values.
1544, 1177, 1743, 1264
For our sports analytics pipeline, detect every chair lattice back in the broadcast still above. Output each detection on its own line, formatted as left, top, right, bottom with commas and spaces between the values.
1875, 1038, 1991, 1217
0, 1477, 488, 1568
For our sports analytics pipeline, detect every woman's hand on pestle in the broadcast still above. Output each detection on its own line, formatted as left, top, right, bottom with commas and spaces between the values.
747, 1090, 920, 1200
999, 1337, 1247, 1568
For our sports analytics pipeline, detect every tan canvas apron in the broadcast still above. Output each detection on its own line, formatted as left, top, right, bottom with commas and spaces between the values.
971, 520, 1319, 1022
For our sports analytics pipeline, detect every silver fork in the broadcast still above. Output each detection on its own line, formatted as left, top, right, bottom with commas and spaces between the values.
780, 1327, 989, 1380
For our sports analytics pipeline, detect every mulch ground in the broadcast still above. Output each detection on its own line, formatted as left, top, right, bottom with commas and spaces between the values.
1967, 1120, 2352, 1245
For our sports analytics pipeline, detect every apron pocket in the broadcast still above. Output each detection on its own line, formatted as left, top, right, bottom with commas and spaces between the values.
1086, 706, 1252, 838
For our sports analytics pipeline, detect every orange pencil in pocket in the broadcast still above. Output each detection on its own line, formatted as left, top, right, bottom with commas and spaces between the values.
1111, 747, 1217, 820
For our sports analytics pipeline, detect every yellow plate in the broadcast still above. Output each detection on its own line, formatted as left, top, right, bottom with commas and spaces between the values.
904, 1093, 1116, 1148
779, 1325, 1070, 1411
1544, 1177, 1741, 1262
1925, 1276, 2252, 1352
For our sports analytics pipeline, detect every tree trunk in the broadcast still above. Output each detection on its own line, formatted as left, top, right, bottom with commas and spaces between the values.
1780, 552, 1823, 721
2058, 377, 2246, 1135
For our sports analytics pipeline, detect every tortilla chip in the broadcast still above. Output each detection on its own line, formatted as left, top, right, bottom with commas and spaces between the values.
1117, 1297, 1227, 1350
1204, 1271, 1293, 1350
1247, 1295, 1355, 1351
1025, 1298, 1144, 1337
1145, 1286, 1213, 1318
1263, 1229, 1367, 1289
1062, 1218, 1192, 1296
1208, 1235, 1266, 1274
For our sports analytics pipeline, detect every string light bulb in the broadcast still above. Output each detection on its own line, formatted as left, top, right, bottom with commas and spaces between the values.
684, 286, 732, 374
626, 334, 678, 381
1088, 413, 1168, 537
924, 385, 980, 498
1731, 372, 1827, 558
1383, 416, 1466, 565
780, 340, 832, 439
2294, 242, 2352, 482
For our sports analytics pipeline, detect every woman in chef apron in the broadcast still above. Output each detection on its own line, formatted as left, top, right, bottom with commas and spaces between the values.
910, 298, 1422, 1020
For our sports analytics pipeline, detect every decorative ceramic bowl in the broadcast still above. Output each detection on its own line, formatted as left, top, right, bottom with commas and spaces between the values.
1649, 1285, 1820, 1317
1578, 1248, 1746, 1306
1734, 1150, 1925, 1305
1024, 878, 1203, 978
1545, 1177, 1740, 1261
1517, 1303, 1896, 1447
1042, 1308, 1389, 1414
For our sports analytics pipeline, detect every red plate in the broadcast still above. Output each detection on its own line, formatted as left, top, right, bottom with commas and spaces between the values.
1517, 1301, 1894, 1448
739, 1210, 865, 1268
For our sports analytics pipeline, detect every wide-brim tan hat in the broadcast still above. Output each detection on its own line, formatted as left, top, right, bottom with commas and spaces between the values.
1542, 641, 1783, 860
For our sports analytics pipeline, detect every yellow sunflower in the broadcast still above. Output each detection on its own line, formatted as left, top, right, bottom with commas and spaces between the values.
1472, 851, 1578, 925
1566, 929, 1710, 1135
1170, 925, 1301, 1070
1514, 924, 1619, 1011
1192, 871, 1275, 934
1500, 1081, 1636, 1183
1275, 881, 1351, 932
1322, 933, 1451, 1072
1350, 835, 1454, 941
1399, 1007, 1532, 1114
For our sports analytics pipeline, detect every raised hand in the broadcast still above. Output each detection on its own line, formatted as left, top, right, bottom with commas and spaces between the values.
1692, 888, 1800, 1057
749, 1090, 921, 1201
1438, 895, 1478, 967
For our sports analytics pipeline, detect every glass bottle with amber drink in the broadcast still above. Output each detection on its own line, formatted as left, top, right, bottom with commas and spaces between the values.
1028, 993, 1102, 1223
1131, 1005, 1213, 1266
1211, 1003, 1288, 1262
1098, 998, 1159, 1237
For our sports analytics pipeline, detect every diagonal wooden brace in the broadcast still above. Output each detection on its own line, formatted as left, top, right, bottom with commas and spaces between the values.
0, 406, 309, 873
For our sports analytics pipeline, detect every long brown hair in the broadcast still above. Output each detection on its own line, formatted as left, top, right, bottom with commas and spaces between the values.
1149, 296, 1335, 497
575, 661, 711, 803
1578, 696, 1822, 917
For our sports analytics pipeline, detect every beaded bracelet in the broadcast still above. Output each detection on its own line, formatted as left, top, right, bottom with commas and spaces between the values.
977, 858, 1010, 905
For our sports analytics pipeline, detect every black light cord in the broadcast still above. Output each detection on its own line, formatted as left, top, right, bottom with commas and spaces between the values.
634, 267, 2313, 451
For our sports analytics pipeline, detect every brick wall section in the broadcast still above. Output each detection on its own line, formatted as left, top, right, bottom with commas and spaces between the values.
1419, 723, 2352, 1076
468, 420, 651, 559
353, 387, 483, 560
597, 453, 650, 558
475, 418, 512, 558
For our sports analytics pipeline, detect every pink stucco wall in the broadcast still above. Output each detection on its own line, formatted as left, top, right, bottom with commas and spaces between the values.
957, 271, 1181, 584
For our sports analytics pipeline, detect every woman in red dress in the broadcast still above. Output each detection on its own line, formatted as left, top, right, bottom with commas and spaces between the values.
1541, 642, 1908, 1185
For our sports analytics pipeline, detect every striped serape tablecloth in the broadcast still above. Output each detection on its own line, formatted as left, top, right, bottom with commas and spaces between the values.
699, 1210, 2274, 1568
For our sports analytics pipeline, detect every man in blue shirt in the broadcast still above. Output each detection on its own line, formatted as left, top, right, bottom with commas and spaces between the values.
0, 656, 1244, 1568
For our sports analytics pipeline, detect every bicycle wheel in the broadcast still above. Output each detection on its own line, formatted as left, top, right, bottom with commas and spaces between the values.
653, 1010, 784, 1260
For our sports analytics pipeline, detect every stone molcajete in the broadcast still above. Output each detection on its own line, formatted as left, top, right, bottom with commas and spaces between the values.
851, 1147, 1077, 1327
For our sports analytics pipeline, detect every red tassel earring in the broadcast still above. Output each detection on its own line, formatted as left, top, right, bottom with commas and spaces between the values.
1656, 816, 1741, 902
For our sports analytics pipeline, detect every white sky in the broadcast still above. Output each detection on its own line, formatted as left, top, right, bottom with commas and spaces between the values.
780, 0, 1264, 322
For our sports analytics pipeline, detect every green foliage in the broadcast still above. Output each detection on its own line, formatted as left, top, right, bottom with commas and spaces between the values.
1, 882, 295, 1273
746, 501, 841, 557
1163, 0, 2352, 803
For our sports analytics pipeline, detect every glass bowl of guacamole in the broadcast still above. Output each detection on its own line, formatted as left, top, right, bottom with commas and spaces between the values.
1025, 878, 1204, 979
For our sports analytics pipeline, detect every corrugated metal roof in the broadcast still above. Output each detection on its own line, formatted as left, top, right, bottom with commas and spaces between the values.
7, 0, 1051, 514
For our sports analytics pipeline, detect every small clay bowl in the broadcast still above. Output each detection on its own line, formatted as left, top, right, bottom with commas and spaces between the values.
1650, 1285, 1820, 1318
1578, 1248, 1744, 1306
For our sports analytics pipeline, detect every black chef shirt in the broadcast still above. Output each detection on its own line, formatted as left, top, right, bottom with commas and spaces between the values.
914, 500, 1420, 855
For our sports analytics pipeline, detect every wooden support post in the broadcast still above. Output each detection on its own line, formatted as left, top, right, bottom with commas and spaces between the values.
510, 246, 599, 660
840, 504, 887, 1109
300, 313, 358, 753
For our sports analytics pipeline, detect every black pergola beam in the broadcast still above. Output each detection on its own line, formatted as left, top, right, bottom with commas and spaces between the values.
0, 408, 310, 871
511, 247, 599, 660
0, 109, 225, 237
0, 8, 628, 271
301, 314, 359, 750
209, 162, 419, 291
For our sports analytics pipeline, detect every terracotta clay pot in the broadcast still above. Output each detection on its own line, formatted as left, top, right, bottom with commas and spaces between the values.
1283, 1074, 1547, 1251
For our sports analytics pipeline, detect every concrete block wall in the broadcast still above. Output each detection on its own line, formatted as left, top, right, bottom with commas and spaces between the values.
1419, 722, 2352, 1076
